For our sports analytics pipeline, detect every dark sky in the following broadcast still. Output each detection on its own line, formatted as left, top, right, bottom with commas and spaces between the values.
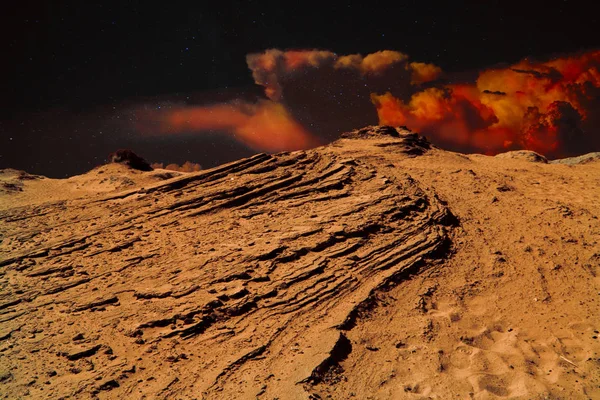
1, 1, 599, 177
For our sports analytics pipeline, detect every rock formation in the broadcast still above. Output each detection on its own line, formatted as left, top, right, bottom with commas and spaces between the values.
1, 126, 599, 399
107, 149, 153, 171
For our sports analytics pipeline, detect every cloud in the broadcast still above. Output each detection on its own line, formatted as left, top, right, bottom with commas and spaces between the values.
246, 49, 434, 102
370, 50, 600, 157
151, 161, 203, 172
408, 62, 443, 85
134, 100, 320, 152
133, 48, 600, 159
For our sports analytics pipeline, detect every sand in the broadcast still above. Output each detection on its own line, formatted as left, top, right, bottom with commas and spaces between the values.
0, 126, 599, 399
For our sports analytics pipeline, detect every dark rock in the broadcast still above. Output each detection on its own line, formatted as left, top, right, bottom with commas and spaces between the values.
96, 379, 119, 391
0, 371, 13, 383
123, 365, 136, 373
107, 149, 153, 171
64, 344, 102, 361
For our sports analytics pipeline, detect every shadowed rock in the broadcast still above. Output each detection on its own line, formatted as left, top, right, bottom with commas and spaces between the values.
108, 149, 153, 171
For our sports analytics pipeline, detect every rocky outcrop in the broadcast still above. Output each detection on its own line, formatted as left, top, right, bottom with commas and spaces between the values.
108, 149, 153, 171
550, 152, 600, 165
495, 150, 548, 163
2, 126, 600, 399
0, 129, 455, 399
0, 169, 43, 195
340, 125, 432, 156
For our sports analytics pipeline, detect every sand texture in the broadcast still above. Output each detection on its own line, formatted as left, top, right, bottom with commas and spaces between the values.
1, 126, 599, 399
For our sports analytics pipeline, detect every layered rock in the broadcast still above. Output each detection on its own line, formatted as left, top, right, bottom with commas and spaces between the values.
0, 128, 455, 399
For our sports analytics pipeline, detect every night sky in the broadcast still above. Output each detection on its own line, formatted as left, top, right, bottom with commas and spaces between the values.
2, 1, 599, 177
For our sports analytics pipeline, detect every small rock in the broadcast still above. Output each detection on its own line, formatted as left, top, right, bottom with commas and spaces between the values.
96, 379, 120, 391
123, 365, 136, 373
125, 329, 143, 338
64, 344, 102, 361
0, 371, 13, 383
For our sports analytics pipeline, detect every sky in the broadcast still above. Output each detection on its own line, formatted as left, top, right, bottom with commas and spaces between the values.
1, 1, 599, 177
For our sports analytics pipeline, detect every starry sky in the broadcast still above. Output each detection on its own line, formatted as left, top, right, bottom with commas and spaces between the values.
1, 1, 599, 177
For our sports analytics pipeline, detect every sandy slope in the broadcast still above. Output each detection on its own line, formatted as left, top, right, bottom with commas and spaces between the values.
0, 126, 599, 399
0, 164, 184, 209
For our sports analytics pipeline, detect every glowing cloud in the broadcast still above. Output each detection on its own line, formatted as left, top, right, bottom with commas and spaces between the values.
151, 161, 203, 172
247, 49, 428, 101
134, 48, 599, 159
371, 50, 600, 157
136, 101, 319, 152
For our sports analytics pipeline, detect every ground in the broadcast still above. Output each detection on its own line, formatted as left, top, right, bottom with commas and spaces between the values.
1, 127, 599, 399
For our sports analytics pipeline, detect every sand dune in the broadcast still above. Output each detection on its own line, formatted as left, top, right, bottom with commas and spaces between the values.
1, 126, 599, 399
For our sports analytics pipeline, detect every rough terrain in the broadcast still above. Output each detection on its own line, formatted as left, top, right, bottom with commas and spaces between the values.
1, 126, 599, 399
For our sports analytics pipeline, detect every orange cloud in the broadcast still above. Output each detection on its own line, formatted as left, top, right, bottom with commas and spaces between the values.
247, 49, 423, 101
134, 48, 599, 159
408, 62, 443, 84
371, 86, 503, 150
151, 161, 202, 172
353, 50, 408, 74
246, 49, 336, 101
372, 50, 600, 157
137, 101, 319, 152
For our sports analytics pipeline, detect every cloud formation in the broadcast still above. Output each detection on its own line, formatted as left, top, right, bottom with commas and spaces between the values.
134, 48, 599, 159
371, 50, 600, 157
151, 161, 203, 172
134, 100, 319, 152
246, 49, 441, 101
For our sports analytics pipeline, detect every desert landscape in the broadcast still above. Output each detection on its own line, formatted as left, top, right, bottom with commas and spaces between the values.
1, 126, 599, 399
